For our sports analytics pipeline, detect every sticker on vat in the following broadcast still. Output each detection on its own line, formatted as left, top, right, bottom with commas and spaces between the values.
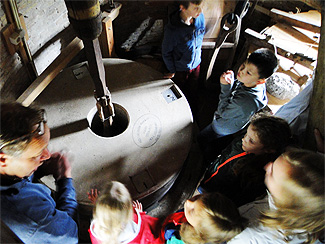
133, 114, 162, 148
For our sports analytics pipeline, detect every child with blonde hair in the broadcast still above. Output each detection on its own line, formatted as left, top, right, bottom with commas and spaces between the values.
88, 181, 161, 244
160, 192, 247, 244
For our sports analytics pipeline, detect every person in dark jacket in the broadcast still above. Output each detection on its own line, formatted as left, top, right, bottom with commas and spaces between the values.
0, 102, 78, 244
198, 115, 292, 207
162, 0, 205, 115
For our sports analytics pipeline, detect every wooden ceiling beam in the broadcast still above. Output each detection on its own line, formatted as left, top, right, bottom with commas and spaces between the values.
270, 8, 320, 33
299, 0, 323, 12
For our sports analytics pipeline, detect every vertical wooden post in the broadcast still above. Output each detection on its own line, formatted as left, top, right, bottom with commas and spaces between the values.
98, 5, 123, 58
303, 5, 324, 151
99, 15, 115, 57
3, 0, 37, 80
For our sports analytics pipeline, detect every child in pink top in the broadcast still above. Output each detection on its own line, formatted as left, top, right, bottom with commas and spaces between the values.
87, 181, 162, 244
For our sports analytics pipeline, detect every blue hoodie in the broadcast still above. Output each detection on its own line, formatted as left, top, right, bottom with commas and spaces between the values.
162, 10, 205, 73
1, 174, 78, 243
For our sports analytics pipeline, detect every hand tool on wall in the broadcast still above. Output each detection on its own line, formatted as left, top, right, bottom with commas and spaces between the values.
223, 0, 250, 70
205, 12, 239, 81
64, 0, 115, 132
205, 0, 251, 82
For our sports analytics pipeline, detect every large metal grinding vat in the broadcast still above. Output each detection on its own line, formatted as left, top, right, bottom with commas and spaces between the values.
33, 58, 194, 207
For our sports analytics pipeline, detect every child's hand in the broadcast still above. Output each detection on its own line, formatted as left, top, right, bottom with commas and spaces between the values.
87, 189, 100, 204
220, 70, 234, 85
163, 73, 175, 79
132, 200, 143, 212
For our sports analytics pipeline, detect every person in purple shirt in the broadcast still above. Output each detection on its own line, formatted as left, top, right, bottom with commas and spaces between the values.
0, 102, 78, 244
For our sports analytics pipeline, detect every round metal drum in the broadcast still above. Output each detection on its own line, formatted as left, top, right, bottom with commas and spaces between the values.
33, 58, 193, 206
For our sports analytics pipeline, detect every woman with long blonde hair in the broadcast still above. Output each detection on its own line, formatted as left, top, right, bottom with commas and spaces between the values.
228, 148, 324, 244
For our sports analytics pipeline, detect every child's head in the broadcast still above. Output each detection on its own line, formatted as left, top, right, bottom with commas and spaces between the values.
92, 181, 133, 243
242, 115, 291, 155
178, 1, 203, 19
263, 149, 324, 242
181, 193, 247, 244
237, 48, 278, 87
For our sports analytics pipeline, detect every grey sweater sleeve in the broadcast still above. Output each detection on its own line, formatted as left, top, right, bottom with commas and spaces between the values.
213, 85, 258, 136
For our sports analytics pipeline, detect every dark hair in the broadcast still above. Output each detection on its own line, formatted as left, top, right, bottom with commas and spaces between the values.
177, 0, 203, 9
201, 192, 248, 233
247, 48, 278, 79
0, 102, 43, 156
233, 115, 292, 202
250, 115, 291, 154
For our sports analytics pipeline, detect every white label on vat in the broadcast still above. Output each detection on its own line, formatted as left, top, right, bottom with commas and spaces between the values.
133, 114, 162, 148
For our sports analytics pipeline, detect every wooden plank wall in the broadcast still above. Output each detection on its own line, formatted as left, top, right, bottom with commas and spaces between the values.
304, 4, 324, 151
